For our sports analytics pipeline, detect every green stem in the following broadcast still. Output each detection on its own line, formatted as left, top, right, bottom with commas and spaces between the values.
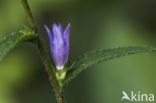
21, 0, 65, 103
21, 0, 37, 32
37, 42, 64, 103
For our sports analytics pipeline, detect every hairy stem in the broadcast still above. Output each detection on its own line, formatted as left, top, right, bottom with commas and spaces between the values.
21, 0, 65, 103
37, 42, 64, 103
21, 0, 37, 32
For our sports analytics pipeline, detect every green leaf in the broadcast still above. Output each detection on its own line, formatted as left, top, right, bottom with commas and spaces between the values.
0, 28, 37, 62
64, 46, 156, 86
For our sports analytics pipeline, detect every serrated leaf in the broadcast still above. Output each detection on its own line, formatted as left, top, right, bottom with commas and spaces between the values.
64, 46, 156, 86
0, 29, 37, 62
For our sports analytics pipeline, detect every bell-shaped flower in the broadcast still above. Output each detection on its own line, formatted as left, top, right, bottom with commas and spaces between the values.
45, 23, 70, 70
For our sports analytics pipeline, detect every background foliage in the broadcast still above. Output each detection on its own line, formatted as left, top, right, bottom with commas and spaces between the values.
0, 0, 156, 103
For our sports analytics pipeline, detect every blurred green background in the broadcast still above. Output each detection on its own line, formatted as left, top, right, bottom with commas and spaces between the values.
0, 0, 156, 103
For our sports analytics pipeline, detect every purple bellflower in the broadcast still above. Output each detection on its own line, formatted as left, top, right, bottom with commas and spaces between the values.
45, 23, 70, 70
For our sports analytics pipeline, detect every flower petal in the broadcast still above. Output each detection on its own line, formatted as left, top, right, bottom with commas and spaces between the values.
53, 23, 63, 43
59, 24, 63, 33
44, 25, 53, 42
63, 23, 70, 63
63, 23, 70, 45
